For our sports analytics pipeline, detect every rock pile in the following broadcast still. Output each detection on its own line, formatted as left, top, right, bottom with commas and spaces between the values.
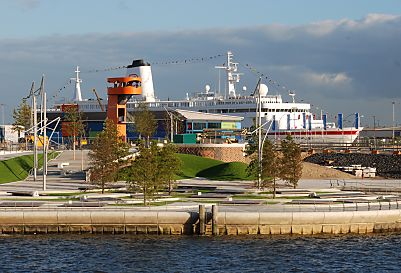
304, 153, 401, 179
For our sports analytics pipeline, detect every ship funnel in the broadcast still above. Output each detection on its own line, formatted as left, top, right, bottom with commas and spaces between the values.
126, 60, 155, 102
71, 66, 83, 101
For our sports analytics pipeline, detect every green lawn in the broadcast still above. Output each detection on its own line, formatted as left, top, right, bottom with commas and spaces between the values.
176, 154, 252, 181
118, 153, 253, 181
176, 154, 222, 179
0, 152, 59, 183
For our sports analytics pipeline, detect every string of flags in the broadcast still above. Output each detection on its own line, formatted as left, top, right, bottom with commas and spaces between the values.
48, 53, 225, 102
83, 53, 224, 73
84, 66, 127, 74
149, 53, 224, 66
241, 63, 293, 95
49, 79, 73, 102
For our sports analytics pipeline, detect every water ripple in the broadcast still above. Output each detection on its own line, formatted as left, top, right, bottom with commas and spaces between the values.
1, 234, 401, 272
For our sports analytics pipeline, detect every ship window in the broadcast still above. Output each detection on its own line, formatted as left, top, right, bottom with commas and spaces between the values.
193, 122, 206, 130
208, 123, 220, 129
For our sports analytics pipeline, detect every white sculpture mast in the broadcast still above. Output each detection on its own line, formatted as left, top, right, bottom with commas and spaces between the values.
71, 66, 83, 101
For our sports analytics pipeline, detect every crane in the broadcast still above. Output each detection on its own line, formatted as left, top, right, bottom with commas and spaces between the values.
92, 88, 105, 112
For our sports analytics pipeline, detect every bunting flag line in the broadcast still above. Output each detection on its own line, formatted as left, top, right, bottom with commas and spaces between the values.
241, 63, 294, 95
82, 53, 224, 73
48, 79, 73, 102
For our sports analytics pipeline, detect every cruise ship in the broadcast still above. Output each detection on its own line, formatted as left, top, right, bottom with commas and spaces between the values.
49, 51, 362, 145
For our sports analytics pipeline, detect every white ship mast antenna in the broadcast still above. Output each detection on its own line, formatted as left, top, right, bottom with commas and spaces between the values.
215, 51, 243, 99
70, 66, 83, 101
289, 91, 296, 103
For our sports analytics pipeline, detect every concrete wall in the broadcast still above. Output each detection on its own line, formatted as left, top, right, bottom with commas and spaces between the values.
1, 209, 401, 235
177, 144, 249, 163
217, 210, 401, 235
0, 210, 198, 235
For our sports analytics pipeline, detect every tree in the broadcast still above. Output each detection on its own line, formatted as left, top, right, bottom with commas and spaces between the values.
126, 142, 181, 205
89, 119, 129, 193
158, 143, 181, 194
246, 152, 259, 184
246, 139, 281, 197
261, 139, 280, 198
12, 99, 32, 139
126, 143, 161, 205
131, 103, 157, 147
63, 105, 85, 160
280, 135, 302, 189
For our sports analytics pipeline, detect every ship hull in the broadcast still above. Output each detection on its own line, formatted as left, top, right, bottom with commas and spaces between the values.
267, 128, 362, 146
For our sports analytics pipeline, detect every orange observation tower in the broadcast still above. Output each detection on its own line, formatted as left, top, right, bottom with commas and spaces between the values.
106, 73, 142, 142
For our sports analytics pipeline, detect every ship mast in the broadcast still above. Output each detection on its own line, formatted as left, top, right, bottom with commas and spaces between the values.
215, 51, 242, 98
71, 66, 83, 101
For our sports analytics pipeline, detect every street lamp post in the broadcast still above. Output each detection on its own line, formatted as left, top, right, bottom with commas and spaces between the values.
392, 101, 395, 143
373, 115, 376, 149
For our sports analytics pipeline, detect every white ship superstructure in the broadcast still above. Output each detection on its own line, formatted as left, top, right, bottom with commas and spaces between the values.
52, 51, 362, 145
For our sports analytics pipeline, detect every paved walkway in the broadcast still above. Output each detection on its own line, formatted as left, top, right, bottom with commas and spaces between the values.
0, 150, 91, 193
0, 150, 33, 161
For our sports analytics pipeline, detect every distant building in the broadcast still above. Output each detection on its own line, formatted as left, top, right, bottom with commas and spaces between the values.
172, 109, 244, 143
360, 127, 401, 139
0, 125, 20, 143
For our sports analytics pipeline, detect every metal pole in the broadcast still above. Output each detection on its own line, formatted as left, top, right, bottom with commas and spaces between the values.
33, 95, 37, 181
81, 140, 84, 171
41, 76, 47, 191
373, 115, 376, 149
170, 113, 173, 142
257, 81, 262, 190
392, 101, 395, 143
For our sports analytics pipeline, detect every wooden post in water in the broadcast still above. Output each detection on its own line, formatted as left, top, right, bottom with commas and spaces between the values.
199, 205, 205, 235
212, 205, 218, 235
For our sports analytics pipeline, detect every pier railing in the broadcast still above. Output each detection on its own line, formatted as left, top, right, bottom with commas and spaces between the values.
1, 200, 401, 213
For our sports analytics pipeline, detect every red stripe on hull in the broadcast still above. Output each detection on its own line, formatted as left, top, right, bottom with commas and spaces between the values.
268, 130, 359, 136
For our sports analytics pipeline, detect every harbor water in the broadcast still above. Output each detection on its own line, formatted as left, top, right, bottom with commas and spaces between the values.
1, 233, 401, 272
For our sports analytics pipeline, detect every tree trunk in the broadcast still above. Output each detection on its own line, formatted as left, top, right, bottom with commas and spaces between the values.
80, 140, 83, 171
73, 135, 76, 160
273, 178, 276, 199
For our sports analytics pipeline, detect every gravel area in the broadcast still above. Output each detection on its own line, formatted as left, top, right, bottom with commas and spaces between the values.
304, 153, 401, 179
301, 162, 355, 179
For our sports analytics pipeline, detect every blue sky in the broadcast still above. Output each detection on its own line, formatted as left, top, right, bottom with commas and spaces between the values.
1, 0, 401, 126
4, 0, 401, 37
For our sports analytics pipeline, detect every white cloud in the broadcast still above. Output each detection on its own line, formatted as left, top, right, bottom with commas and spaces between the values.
14, 0, 40, 10
305, 71, 352, 85
303, 13, 401, 36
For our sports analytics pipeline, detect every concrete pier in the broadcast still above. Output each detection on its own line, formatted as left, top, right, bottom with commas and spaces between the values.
1, 208, 401, 235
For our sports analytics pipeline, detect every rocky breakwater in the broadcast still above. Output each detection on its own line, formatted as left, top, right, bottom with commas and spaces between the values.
304, 153, 401, 179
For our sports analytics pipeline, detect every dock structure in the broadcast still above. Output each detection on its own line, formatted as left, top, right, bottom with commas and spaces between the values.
1, 205, 401, 235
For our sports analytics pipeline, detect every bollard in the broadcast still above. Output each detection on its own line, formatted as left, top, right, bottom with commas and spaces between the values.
199, 205, 205, 235
212, 205, 218, 235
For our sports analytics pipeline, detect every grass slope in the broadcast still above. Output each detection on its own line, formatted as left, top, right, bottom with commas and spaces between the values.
177, 154, 251, 181
197, 161, 251, 181
0, 152, 58, 183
